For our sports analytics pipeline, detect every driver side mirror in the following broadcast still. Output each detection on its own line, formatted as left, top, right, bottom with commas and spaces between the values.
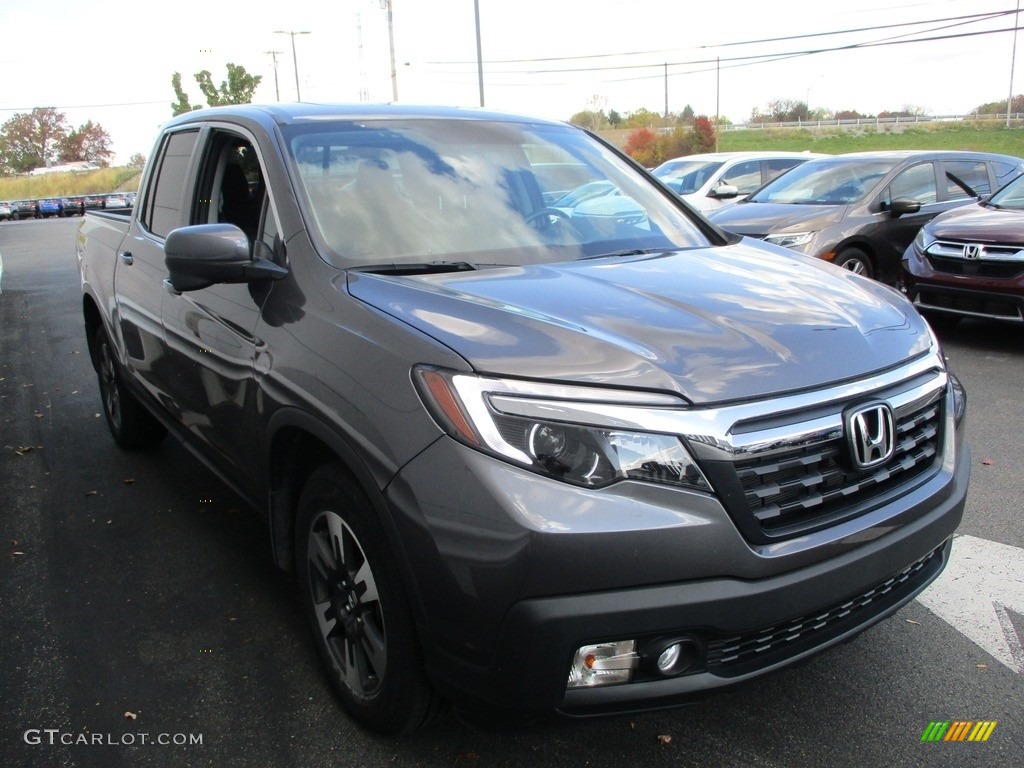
709, 184, 739, 199
887, 199, 921, 218
164, 223, 288, 293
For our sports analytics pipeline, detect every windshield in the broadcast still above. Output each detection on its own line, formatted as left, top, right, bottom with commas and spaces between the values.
988, 172, 1024, 210
283, 119, 710, 268
747, 158, 899, 205
651, 159, 725, 194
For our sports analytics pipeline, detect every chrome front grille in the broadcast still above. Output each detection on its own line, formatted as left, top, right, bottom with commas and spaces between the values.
734, 396, 940, 533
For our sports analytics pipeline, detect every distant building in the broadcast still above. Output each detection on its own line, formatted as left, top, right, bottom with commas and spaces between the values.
30, 161, 100, 176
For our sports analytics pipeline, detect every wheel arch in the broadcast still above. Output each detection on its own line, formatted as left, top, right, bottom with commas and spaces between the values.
82, 293, 105, 371
264, 408, 409, 577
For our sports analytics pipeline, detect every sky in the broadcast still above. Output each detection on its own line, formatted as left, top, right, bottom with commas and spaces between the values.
1, 0, 1021, 164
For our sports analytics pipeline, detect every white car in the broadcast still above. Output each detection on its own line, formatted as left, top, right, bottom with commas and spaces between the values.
0, 201, 12, 221
651, 151, 826, 213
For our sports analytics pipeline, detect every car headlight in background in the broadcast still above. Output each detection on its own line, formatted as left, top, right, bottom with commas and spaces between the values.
763, 231, 816, 249
913, 227, 936, 254
414, 367, 712, 492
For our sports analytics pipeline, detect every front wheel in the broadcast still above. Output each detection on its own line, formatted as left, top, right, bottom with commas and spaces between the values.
93, 325, 166, 449
295, 464, 445, 735
833, 248, 874, 279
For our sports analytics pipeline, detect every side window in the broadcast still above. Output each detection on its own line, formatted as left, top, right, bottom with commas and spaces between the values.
196, 132, 268, 248
719, 160, 762, 194
888, 162, 937, 206
993, 161, 1022, 187
765, 158, 802, 182
143, 130, 198, 238
943, 160, 990, 201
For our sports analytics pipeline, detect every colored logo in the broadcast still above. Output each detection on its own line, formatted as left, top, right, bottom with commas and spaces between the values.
921, 721, 997, 742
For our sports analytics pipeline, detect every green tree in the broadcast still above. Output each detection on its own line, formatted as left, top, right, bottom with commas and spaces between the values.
569, 109, 606, 131
0, 107, 71, 174
623, 108, 662, 129
171, 63, 263, 116
171, 72, 198, 116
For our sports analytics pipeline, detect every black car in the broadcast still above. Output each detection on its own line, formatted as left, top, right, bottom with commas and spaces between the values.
709, 150, 1024, 284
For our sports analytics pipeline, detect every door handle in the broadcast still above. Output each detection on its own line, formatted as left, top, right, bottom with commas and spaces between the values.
119, 251, 134, 265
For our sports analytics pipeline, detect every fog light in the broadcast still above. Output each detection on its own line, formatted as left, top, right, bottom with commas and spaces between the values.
567, 640, 639, 689
652, 639, 699, 677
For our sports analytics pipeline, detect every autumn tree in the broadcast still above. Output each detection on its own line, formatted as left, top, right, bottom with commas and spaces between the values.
624, 127, 659, 167
0, 108, 70, 173
59, 120, 114, 166
171, 63, 263, 116
127, 152, 147, 169
689, 116, 717, 154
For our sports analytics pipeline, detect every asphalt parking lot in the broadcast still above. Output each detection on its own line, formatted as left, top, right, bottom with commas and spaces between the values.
2, 218, 1022, 768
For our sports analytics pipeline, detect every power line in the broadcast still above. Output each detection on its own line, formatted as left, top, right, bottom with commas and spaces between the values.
428, 8, 1017, 66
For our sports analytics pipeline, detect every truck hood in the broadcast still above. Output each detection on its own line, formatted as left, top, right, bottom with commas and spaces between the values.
347, 243, 931, 404
708, 202, 846, 236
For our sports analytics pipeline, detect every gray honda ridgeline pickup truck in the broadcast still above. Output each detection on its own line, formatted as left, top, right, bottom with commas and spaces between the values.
77, 104, 969, 735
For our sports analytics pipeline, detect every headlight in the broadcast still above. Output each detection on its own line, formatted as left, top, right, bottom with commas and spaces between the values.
914, 227, 935, 253
414, 367, 712, 492
763, 231, 815, 249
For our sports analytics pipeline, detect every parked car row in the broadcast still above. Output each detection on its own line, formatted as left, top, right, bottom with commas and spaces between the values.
543, 148, 1024, 327
0, 192, 134, 221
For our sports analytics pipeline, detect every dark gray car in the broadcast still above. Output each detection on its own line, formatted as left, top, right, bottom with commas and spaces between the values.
708, 150, 1024, 283
78, 105, 970, 735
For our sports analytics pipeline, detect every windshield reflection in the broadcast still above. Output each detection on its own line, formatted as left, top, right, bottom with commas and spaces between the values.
748, 159, 898, 206
284, 120, 710, 268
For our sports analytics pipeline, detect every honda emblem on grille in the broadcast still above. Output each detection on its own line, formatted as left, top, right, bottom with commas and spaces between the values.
846, 402, 895, 470
963, 243, 983, 260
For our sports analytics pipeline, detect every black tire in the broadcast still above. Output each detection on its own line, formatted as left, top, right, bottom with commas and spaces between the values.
833, 247, 874, 279
295, 464, 445, 735
93, 325, 167, 449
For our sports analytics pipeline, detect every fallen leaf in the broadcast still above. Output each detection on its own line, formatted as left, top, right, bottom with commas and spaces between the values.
976, 663, 988, 670
657, 734, 672, 745
124, 711, 137, 720
981, 458, 994, 466
123, 478, 136, 485
12, 552, 25, 557
85, 490, 98, 497
14, 446, 33, 456
906, 619, 921, 625
33, 412, 43, 419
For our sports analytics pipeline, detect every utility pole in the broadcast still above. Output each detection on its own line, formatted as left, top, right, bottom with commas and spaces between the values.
1008, 0, 1020, 127
264, 50, 283, 101
381, 0, 398, 101
474, 0, 484, 107
275, 30, 311, 101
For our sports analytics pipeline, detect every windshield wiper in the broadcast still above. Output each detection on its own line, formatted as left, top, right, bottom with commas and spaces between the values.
581, 248, 668, 261
357, 261, 481, 275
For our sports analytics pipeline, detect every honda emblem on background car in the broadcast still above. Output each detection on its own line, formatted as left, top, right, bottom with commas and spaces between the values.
962, 243, 983, 260
846, 403, 895, 470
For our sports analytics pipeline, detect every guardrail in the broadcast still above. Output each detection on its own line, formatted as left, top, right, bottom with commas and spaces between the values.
724, 113, 1024, 131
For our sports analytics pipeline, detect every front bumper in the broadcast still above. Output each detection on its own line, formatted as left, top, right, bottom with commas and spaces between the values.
386, 431, 969, 716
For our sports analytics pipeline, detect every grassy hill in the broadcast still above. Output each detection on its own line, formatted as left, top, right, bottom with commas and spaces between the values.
599, 119, 1024, 157
0, 167, 142, 202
